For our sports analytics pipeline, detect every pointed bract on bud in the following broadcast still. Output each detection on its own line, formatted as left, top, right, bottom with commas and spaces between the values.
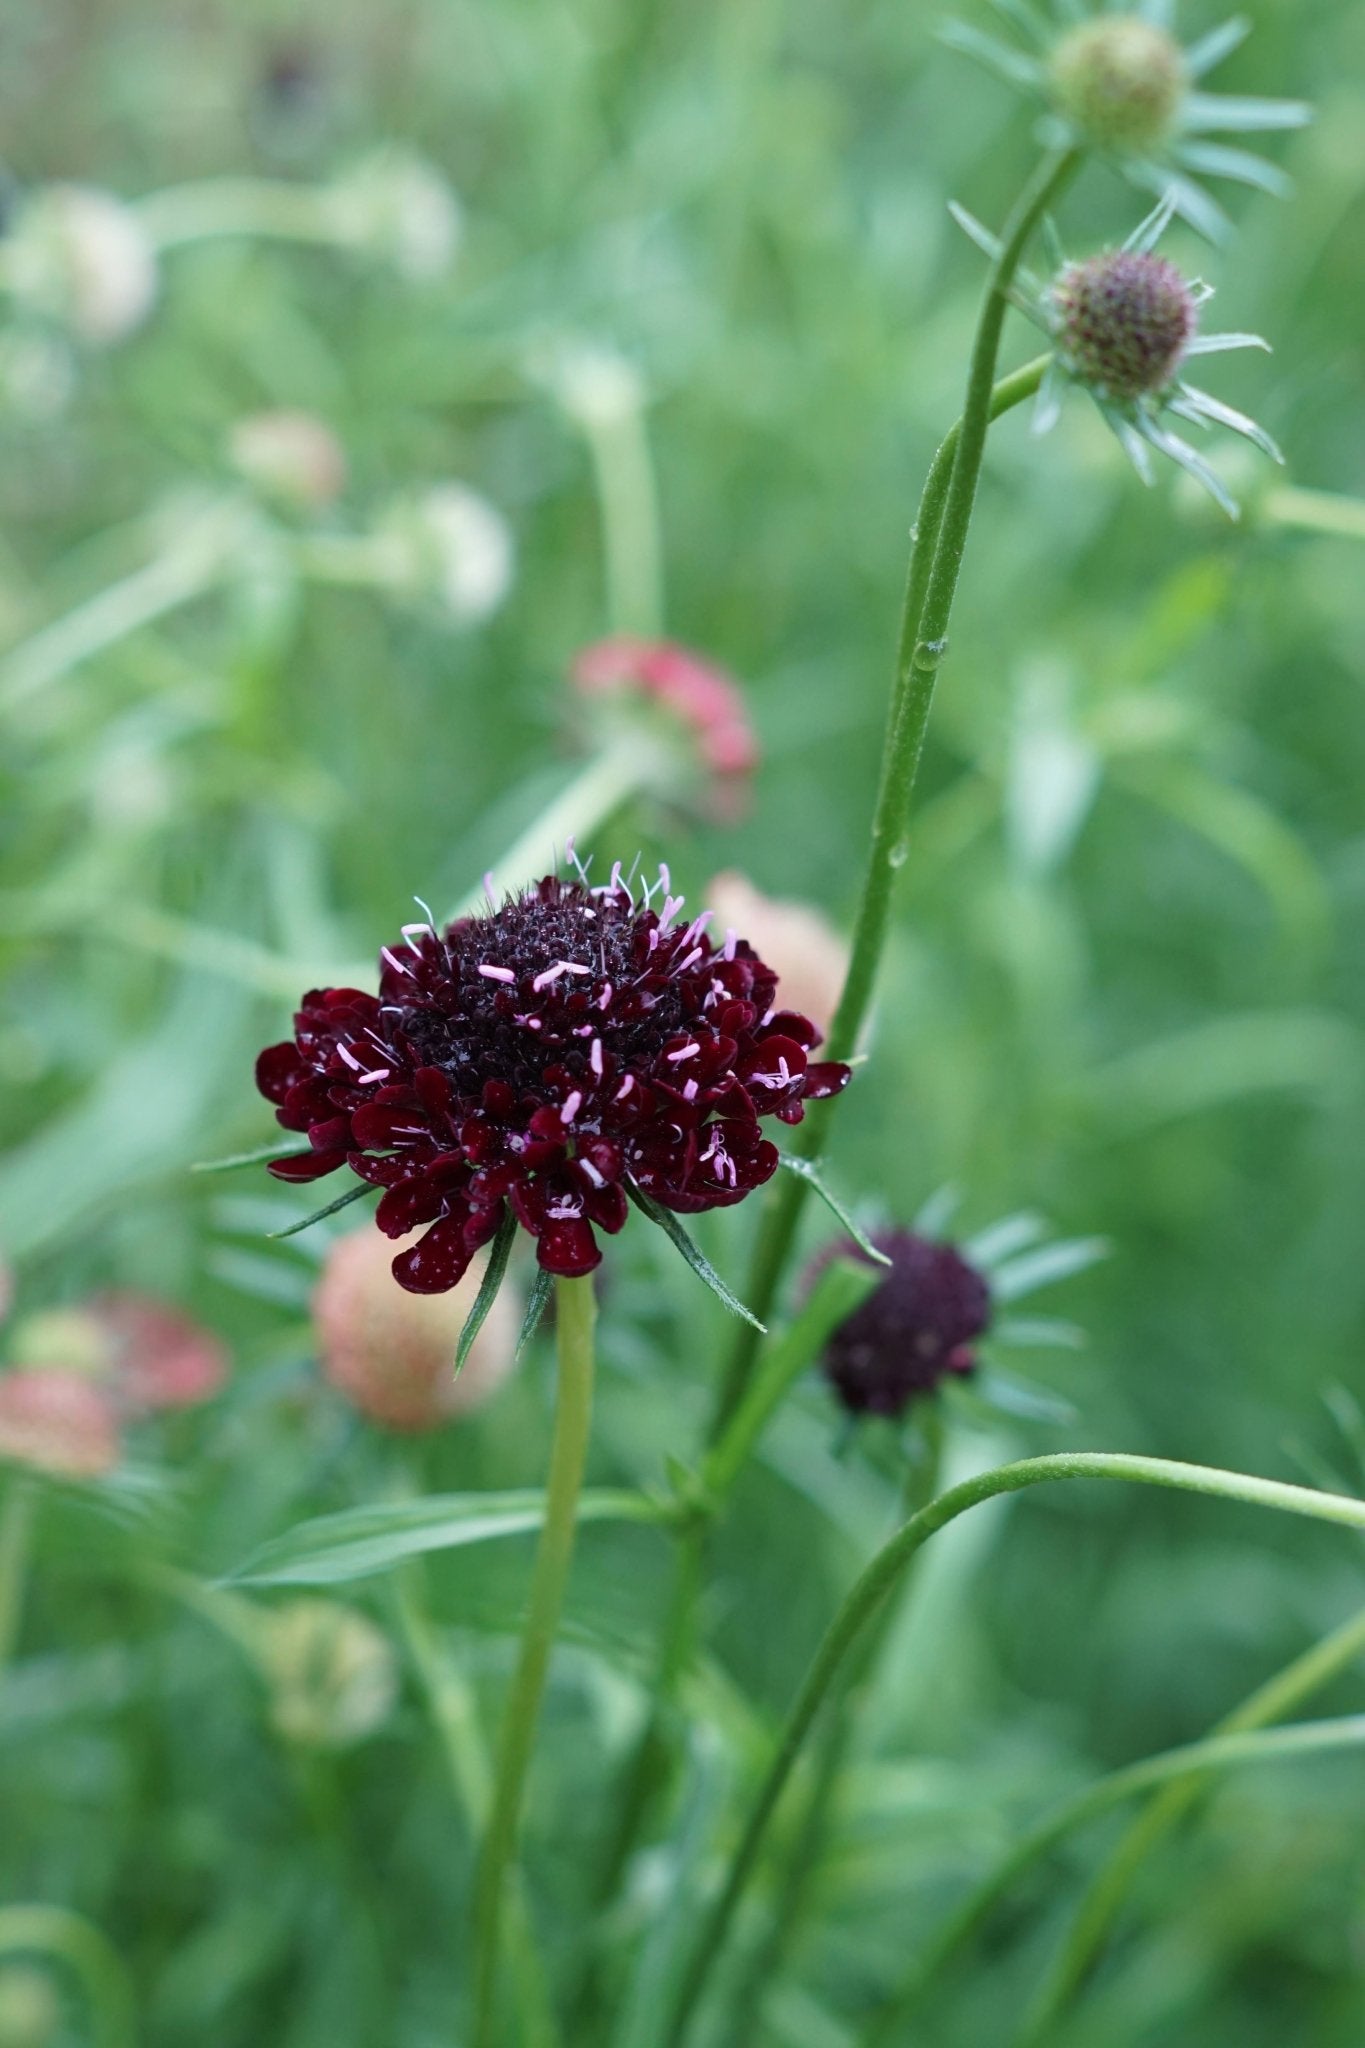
1050, 16, 1185, 154
1054, 249, 1197, 401
259, 1598, 398, 1748
314, 1227, 519, 1430
230, 410, 348, 510
383, 484, 515, 625
7, 186, 158, 345
0, 1369, 121, 1478
705, 872, 847, 1039
324, 150, 462, 280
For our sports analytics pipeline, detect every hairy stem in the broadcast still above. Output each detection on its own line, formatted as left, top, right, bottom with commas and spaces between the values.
713, 314, 1070, 1431
1016, 1596, 1365, 2045
472, 1275, 596, 2047
662, 1451, 1365, 2048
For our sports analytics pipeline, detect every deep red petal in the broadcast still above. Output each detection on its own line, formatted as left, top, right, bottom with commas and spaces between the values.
537, 1217, 601, 1277
391, 1217, 475, 1294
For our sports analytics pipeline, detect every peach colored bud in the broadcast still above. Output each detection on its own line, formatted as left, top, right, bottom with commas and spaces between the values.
705, 871, 849, 1040
0, 1370, 120, 1478
230, 409, 348, 509
313, 1228, 518, 1431
260, 1599, 397, 1748
88, 1294, 229, 1412
9, 186, 158, 344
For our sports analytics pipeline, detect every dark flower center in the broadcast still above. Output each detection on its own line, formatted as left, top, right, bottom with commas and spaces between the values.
1054, 249, 1196, 402
818, 1229, 992, 1418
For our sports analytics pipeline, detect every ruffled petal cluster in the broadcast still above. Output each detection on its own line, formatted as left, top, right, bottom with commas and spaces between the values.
258, 871, 849, 1291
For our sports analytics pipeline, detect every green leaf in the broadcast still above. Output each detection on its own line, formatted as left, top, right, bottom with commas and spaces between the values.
626, 1182, 766, 1332
192, 1139, 311, 1174
266, 1181, 374, 1239
774, 1155, 891, 1266
991, 1237, 1109, 1303
228, 1487, 670, 1588
516, 1267, 554, 1358
457, 1209, 517, 1374
966, 1366, 1079, 1426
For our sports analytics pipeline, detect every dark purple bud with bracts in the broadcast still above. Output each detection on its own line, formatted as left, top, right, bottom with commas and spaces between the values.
817, 1229, 991, 1418
1054, 249, 1197, 402
256, 869, 850, 1292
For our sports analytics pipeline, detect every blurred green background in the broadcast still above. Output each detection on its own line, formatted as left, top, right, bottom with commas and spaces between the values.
1, 0, 1364, 2043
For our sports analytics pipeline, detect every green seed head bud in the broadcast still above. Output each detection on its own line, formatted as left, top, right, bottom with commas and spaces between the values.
1054, 250, 1197, 401
1050, 15, 1186, 152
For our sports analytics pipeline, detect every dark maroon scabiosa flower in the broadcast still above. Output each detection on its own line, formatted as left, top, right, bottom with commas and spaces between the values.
257, 868, 850, 1292
818, 1229, 992, 1419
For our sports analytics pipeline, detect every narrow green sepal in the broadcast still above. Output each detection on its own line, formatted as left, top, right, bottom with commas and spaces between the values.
626, 1181, 766, 1332
516, 1267, 554, 1358
192, 1139, 312, 1174
266, 1181, 374, 1238
774, 1154, 891, 1266
456, 1208, 518, 1375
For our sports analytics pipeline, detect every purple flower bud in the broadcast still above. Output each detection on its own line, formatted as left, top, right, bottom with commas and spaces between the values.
817, 1230, 991, 1419
1054, 250, 1197, 402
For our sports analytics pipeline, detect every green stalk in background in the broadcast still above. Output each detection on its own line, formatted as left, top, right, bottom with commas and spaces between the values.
662, 1452, 1365, 2048
857, 1711, 1365, 2048
1014, 1597, 1365, 2046
0, 1477, 36, 1675
471, 1275, 597, 2048
716, 150, 1079, 1430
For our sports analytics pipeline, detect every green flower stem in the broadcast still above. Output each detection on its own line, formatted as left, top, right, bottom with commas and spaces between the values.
1263, 484, 1365, 543
0, 1905, 137, 2048
574, 1260, 879, 2021
714, 316, 1070, 1432
662, 1450, 1365, 2048
0, 1477, 36, 1674
135, 177, 339, 250
472, 1274, 597, 2048
394, 1568, 561, 2048
0, 533, 229, 714
447, 733, 664, 923
859, 1713, 1365, 2048
721, 1405, 946, 2048
578, 387, 665, 639
1016, 1595, 1365, 2045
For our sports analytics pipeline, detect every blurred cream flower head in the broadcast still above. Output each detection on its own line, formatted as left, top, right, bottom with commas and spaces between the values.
259, 1599, 398, 1749
230, 409, 348, 511
5, 185, 158, 343
705, 871, 848, 1039
313, 1227, 519, 1431
382, 484, 515, 626
324, 149, 463, 280
538, 341, 647, 430
0, 1964, 61, 2048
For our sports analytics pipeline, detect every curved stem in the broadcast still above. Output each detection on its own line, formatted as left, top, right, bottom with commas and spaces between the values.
858, 1712, 1365, 2047
0, 1905, 137, 2048
135, 177, 338, 250
713, 315, 1069, 1432
472, 1274, 597, 2048
721, 1406, 945, 2048
1015, 1595, 1365, 2045
661, 1450, 1365, 2048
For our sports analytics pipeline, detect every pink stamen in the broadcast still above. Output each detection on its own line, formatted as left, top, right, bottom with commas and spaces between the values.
380, 947, 413, 978
533, 963, 567, 992
337, 1044, 362, 1072
615, 1076, 635, 1101
683, 1079, 699, 1102
560, 1090, 583, 1125
478, 963, 516, 983
667, 1042, 700, 1062
590, 1039, 604, 1076
598, 982, 614, 1010
723, 929, 738, 962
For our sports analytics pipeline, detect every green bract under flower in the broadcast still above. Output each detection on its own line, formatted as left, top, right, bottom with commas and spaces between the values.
943, 2, 1311, 240
950, 191, 1282, 516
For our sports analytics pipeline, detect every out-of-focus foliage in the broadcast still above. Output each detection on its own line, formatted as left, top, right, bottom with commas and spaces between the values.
1, 0, 1363, 2042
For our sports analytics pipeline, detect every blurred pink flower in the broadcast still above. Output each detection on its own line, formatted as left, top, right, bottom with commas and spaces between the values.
571, 637, 759, 816
0, 1370, 121, 1479
705, 871, 848, 1039
88, 1294, 229, 1412
9, 1294, 228, 1415
313, 1227, 519, 1432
